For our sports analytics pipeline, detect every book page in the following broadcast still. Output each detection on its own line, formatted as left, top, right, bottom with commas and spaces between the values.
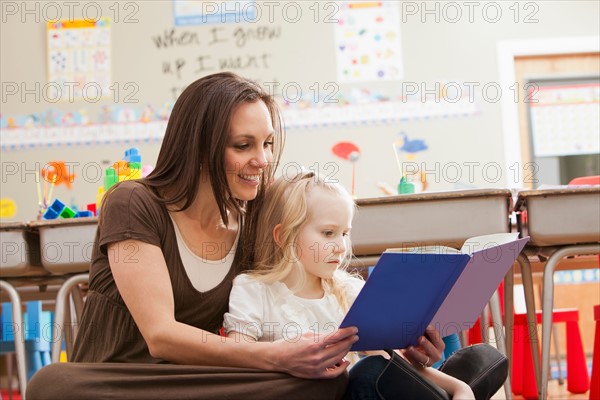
460, 232, 519, 254
385, 245, 461, 255
430, 236, 528, 337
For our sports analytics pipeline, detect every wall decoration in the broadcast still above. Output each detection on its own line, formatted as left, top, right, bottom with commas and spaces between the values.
334, 1, 403, 82
1, 121, 168, 151
528, 82, 600, 157
281, 96, 480, 129
173, 0, 257, 26
47, 17, 111, 102
0, 198, 17, 219
393, 131, 429, 192
332, 141, 361, 197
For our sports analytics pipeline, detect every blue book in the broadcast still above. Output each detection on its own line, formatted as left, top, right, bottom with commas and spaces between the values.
340, 233, 529, 351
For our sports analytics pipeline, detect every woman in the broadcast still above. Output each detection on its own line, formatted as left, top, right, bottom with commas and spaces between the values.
27, 72, 444, 399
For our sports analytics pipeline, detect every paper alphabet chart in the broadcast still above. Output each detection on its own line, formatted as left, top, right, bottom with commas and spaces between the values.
335, 1, 403, 83
47, 18, 111, 102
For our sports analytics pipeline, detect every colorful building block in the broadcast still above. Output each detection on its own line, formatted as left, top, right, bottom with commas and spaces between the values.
42, 199, 74, 220
104, 168, 118, 191
124, 148, 141, 163
86, 203, 97, 216
59, 206, 76, 218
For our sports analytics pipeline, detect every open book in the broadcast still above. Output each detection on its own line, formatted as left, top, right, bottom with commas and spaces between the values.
340, 233, 529, 351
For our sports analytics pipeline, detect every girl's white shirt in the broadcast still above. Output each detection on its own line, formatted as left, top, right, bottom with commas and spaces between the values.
224, 272, 364, 343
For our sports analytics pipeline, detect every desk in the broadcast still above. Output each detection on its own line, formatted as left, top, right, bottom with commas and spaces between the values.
0, 221, 39, 397
514, 187, 600, 399
28, 218, 97, 362
351, 189, 514, 397
352, 189, 513, 257
1, 218, 97, 397
0, 222, 44, 277
28, 217, 97, 275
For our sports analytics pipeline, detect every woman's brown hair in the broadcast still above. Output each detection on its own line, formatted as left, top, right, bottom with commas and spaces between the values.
143, 72, 285, 226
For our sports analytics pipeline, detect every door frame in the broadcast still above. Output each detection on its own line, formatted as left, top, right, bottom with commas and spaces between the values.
497, 36, 599, 188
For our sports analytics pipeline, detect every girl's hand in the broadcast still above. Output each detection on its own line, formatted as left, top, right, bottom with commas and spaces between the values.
268, 326, 358, 379
403, 325, 445, 368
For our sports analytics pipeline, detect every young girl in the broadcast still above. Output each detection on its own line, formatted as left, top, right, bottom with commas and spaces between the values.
224, 171, 475, 399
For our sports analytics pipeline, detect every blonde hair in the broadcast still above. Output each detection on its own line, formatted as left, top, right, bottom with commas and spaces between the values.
250, 170, 360, 313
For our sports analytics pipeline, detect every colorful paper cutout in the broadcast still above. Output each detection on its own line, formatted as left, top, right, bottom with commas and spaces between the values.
0, 198, 17, 218
335, 1, 403, 82
47, 17, 112, 102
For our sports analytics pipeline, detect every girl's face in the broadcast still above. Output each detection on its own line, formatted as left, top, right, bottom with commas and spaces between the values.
224, 100, 274, 201
295, 187, 353, 284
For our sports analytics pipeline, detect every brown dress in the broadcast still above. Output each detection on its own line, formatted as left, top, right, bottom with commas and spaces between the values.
26, 181, 347, 399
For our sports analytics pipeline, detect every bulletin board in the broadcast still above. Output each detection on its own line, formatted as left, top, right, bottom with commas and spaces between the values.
1, 1, 481, 150
526, 76, 600, 157
1, 0, 510, 220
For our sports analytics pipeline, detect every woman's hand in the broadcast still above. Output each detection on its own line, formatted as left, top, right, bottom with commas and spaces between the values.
402, 325, 445, 368
267, 326, 358, 379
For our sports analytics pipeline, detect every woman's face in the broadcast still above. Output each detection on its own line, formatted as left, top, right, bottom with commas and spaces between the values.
224, 100, 275, 201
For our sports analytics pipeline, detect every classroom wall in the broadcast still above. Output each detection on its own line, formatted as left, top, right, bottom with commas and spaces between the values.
1, 1, 599, 221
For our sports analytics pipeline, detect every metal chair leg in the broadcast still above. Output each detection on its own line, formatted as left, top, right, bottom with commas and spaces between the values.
0, 280, 28, 400
540, 244, 600, 400
504, 265, 514, 385
51, 274, 89, 364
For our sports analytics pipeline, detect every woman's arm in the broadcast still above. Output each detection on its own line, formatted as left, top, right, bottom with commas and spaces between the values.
109, 239, 357, 379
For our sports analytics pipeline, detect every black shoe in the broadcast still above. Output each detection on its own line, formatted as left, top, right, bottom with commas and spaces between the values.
439, 344, 509, 400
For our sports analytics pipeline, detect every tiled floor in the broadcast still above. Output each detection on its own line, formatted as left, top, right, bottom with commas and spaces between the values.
492, 379, 591, 399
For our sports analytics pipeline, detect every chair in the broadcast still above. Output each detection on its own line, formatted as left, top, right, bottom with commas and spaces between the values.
0, 301, 52, 399
470, 278, 588, 399
513, 186, 599, 399
0, 284, 27, 399
50, 274, 89, 363
512, 309, 588, 398
568, 176, 600, 186
590, 304, 600, 400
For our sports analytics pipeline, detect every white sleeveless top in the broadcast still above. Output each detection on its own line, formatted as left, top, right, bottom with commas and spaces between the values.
170, 215, 239, 292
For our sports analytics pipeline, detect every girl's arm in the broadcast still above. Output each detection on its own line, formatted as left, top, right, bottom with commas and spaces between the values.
109, 239, 357, 379
403, 325, 445, 368
418, 367, 475, 400
372, 350, 474, 399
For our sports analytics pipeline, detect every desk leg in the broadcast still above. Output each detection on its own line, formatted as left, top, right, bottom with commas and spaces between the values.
0, 280, 28, 400
504, 265, 514, 382
481, 306, 490, 344
517, 254, 541, 397
540, 244, 600, 400
489, 289, 512, 398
